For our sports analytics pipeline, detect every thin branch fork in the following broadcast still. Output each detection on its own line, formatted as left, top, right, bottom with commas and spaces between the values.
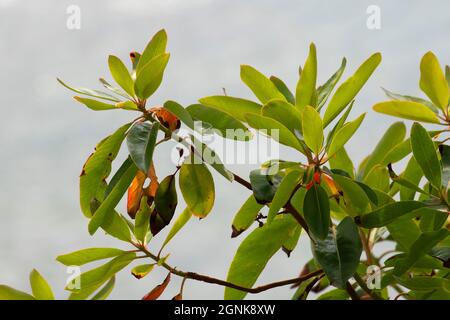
135, 243, 323, 294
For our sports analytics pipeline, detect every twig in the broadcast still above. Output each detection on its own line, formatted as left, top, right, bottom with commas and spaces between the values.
345, 281, 360, 300
135, 243, 323, 294
359, 229, 373, 265
353, 273, 383, 300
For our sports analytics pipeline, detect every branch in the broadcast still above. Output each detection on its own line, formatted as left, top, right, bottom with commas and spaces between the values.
353, 273, 383, 300
345, 281, 360, 300
135, 243, 323, 294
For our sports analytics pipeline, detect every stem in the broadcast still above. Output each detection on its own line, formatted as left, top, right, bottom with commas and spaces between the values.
135, 243, 323, 294
345, 281, 360, 300
353, 273, 383, 300
359, 229, 373, 265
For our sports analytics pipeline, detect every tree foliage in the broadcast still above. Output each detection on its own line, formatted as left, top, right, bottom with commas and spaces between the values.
1, 30, 449, 300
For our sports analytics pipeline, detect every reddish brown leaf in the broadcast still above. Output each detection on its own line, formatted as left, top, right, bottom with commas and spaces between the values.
127, 170, 146, 218
142, 273, 171, 300
150, 106, 180, 131
144, 163, 159, 202
322, 173, 339, 196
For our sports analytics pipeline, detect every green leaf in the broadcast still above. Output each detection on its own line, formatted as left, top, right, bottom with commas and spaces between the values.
224, 215, 298, 300
363, 165, 390, 193
137, 29, 168, 76
328, 113, 365, 156
154, 175, 178, 225
411, 122, 441, 189
189, 135, 234, 181
249, 169, 282, 204
73, 97, 117, 111
134, 53, 170, 100
440, 145, 450, 190
430, 247, 450, 267
358, 122, 405, 179
302, 105, 323, 155
290, 187, 306, 214
134, 197, 152, 243
179, 158, 214, 218
164, 100, 195, 129
80, 123, 131, 218
187, 104, 251, 141
358, 201, 426, 228
105, 157, 133, 197
101, 211, 133, 242
231, 195, 264, 237
394, 229, 449, 275
126, 122, 159, 174
160, 208, 192, 251
388, 165, 429, 197
108, 55, 135, 97
131, 264, 155, 279
312, 217, 362, 289
0, 285, 34, 300
57, 78, 120, 102
380, 139, 412, 166
261, 99, 302, 134
245, 113, 305, 153
67, 252, 136, 293
400, 157, 423, 201
304, 183, 330, 240
240, 65, 286, 104
296, 43, 317, 109
198, 96, 261, 122
420, 51, 449, 110
115, 100, 139, 111
88, 162, 138, 235
381, 87, 440, 113
329, 147, 354, 178
323, 53, 381, 127
317, 288, 349, 300
282, 224, 302, 257
270, 76, 295, 104
394, 275, 449, 291
317, 58, 346, 110
91, 276, 115, 300
332, 174, 370, 216
419, 208, 448, 232
99, 77, 131, 100
56, 248, 125, 266
29, 269, 54, 300
325, 101, 354, 150
373, 101, 440, 123
267, 170, 302, 224
388, 218, 421, 251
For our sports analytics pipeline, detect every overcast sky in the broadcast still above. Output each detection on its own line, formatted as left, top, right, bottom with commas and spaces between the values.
0, 0, 449, 299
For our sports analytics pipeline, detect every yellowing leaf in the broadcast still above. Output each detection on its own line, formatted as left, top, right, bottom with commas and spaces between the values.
373, 101, 440, 123
296, 43, 317, 109
240, 65, 286, 104
420, 52, 449, 110
302, 105, 323, 155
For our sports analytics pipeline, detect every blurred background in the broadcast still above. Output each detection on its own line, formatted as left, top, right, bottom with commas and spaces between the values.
0, 0, 449, 299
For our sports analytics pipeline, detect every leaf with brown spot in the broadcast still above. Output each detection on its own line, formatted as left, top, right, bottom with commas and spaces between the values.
150, 106, 180, 131
127, 170, 146, 218
142, 273, 171, 300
